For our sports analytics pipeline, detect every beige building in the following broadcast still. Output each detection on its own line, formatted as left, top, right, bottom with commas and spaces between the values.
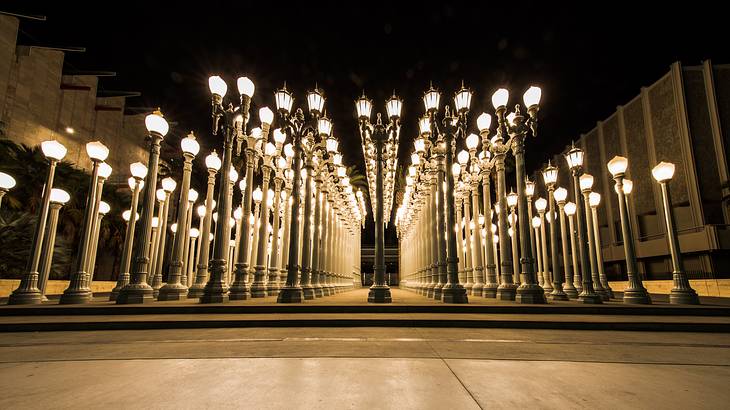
534, 61, 730, 289
0, 13, 148, 176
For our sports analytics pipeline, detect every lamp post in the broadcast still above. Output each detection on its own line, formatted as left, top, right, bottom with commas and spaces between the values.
565, 144, 602, 304
181, 189, 198, 287
579, 173, 608, 301
477, 116, 499, 298
60, 141, 110, 304
9, 139, 67, 304
200, 75, 254, 304
564, 201, 582, 293
543, 163, 568, 300
251, 142, 277, 298
525, 178, 538, 275
87, 200, 111, 287
0, 172, 16, 210
589, 192, 614, 298
607, 156, 651, 304
187, 228, 199, 286
507, 190, 520, 287
555, 187, 577, 298
532, 216, 542, 288
189, 151, 220, 298
466, 134, 484, 297
651, 161, 700, 304
267, 133, 287, 296
278, 147, 294, 291
117, 110, 170, 304
151, 178, 176, 295
38, 188, 70, 300
110, 164, 146, 301
84, 162, 112, 287
534, 197, 553, 294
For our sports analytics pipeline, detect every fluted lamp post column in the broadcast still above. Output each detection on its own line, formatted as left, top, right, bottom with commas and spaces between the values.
60, 141, 110, 304
251, 142, 277, 298
466, 134, 484, 297
607, 156, 651, 304
564, 201, 582, 293
543, 163, 568, 300
267, 131, 287, 297
555, 187, 578, 298
652, 161, 700, 304
579, 173, 608, 301
84, 162, 113, 288
476, 115, 498, 298
87, 200, 111, 288
0, 172, 16, 210
151, 178, 176, 294
111, 164, 146, 301
589, 192, 614, 298
189, 151, 220, 298
38, 188, 70, 300
9, 140, 67, 304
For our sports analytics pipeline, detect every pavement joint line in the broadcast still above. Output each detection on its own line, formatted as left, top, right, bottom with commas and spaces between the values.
0, 356, 728, 367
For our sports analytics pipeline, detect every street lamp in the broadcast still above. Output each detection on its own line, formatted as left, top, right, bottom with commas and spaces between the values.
564, 201, 582, 293
116, 110, 170, 303
607, 156, 651, 304
150, 178, 176, 295
251, 141, 277, 298
507, 190, 520, 287
38, 188, 70, 300
87, 200, 110, 285
554, 187, 577, 298
564, 143, 602, 304
201, 75, 254, 304
651, 161, 700, 304
60, 141, 109, 304
84, 162, 113, 288
9, 139, 67, 304
534, 197, 552, 294
357, 91, 400, 303
189, 151, 221, 298
0, 172, 16, 210
466, 134, 485, 296
589, 192, 613, 297
543, 162, 567, 300
579, 173, 609, 301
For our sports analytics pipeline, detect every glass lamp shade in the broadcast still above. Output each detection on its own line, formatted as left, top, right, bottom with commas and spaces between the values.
205, 151, 222, 171
423, 86, 440, 112
454, 87, 472, 112
414, 138, 426, 153
342, 176, 350, 186
263, 142, 276, 157
418, 116, 431, 135
405, 176, 414, 186
476, 113, 492, 132
508, 213, 517, 226
188, 189, 198, 203
234, 114, 243, 128
318, 117, 333, 136
478, 214, 485, 225
252, 187, 263, 203
212, 213, 218, 223
506, 112, 517, 126
239, 179, 246, 192
181, 134, 200, 156
169, 222, 176, 232
98, 201, 110, 215
652, 161, 675, 182
190, 228, 200, 238
307, 89, 325, 114
122, 210, 133, 222
251, 127, 263, 140
532, 216, 541, 228
236, 76, 255, 97
86, 141, 109, 161
333, 154, 343, 166
623, 179, 634, 195
233, 206, 243, 221
565, 145, 584, 169
523, 86, 542, 107
229, 167, 238, 183
259, 107, 274, 125
127, 177, 136, 190
208, 75, 228, 97
451, 163, 461, 177
466, 133, 479, 150
197, 205, 207, 218
457, 150, 470, 165
156, 189, 166, 201
337, 166, 347, 178
507, 191, 518, 208
493, 235, 500, 244
98, 162, 113, 179
273, 128, 286, 144
554, 187, 568, 202
41, 140, 68, 161
410, 153, 420, 166
49, 188, 70, 204
276, 156, 287, 170
491, 223, 497, 234
275, 87, 294, 113
525, 179, 535, 197
145, 110, 169, 137
283, 143, 294, 158
607, 155, 628, 176
386, 95, 402, 119
579, 174, 594, 191
491, 88, 509, 109
162, 177, 177, 193
589, 192, 601, 207
355, 96, 372, 120
408, 166, 417, 178
542, 164, 558, 185
130, 162, 147, 179
535, 197, 548, 212
494, 203, 500, 214
0, 172, 16, 190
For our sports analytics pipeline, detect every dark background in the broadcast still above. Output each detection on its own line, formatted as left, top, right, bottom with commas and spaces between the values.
4, 1, 728, 246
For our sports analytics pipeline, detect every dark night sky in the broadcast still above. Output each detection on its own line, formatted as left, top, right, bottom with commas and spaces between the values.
4, 1, 728, 245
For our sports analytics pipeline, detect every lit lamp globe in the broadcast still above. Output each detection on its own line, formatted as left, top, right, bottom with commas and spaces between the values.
507, 191, 518, 208
607, 155, 628, 177
307, 88, 325, 114
564, 202, 577, 216
652, 161, 675, 182
326, 137, 339, 154
265, 142, 277, 157
145, 110, 169, 137
190, 228, 200, 239
156, 189, 166, 202
408, 166, 417, 178
506, 112, 517, 126
161, 177, 177, 193
423, 85, 440, 112
589, 192, 601, 208
253, 187, 263, 204
418, 117, 431, 136
523, 86, 542, 108
239, 179, 246, 192
532, 216, 541, 229
197, 205, 207, 218
130, 162, 147, 179
579, 174, 594, 191
128, 177, 144, 191
525, 179, 535, 197
410, 153, 420, 166
205, 151, 222, 171
284, 144, 295, 159
535, 197, 547, 212
453, 86, 472, 113
49, 188, 70, 205
208, 75, 228, 98
229, 167, 238, 184
259, 107, 275, 126
542, 164, 558, 185
0, 172, 17, 191
275, 86, 294, 115
181, 134, 200, 156
554, 187, 568, 203
457, 150, 470, 166
466, 133, 479, 151
233, 206, 243, 221
413, 138, 426, 154
565, 145, 584, 170
273, 129, 287, 146
267, 193, 274, 209
122, 210, 133, 222
318, 117, 333, 137
41, 140, 68, 161
491, 88, 509, 109
477, 113, 492, 133
237, 76, 255, 97
622, 179, 634, 195
86, 141, 109, 162
386, 94, 403, 119
98, 201, 111, 215
188, 189, 199, 203
491, 224, 497, 234
98, 162, 113, 179
168, 221, 175, 232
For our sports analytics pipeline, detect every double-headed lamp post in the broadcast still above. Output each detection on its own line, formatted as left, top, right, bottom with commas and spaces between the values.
579, 173, 609, 301
117, 110, 170, 304
356, 92, 401, 303
651, 162, 700, 304
607, 156, 650, 304
201, 75, 254, 304
9, 139, 67, 304
0, 172, 16, 210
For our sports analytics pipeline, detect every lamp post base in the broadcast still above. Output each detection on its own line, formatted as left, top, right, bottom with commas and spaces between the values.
622, 288, 652, 304
496, 284, 517, 301
471, 283, 484, 297
441, 285, 468, 304
187, 284, 206, 299
564, 286, 579, 299
670, 289, 699, 305
433, 284, 443, 300
549, 289, 569, 301
312, 285, 324, 298
157, 283, 188, 301
277, 286, 304, 303
578, 291, 603, 304
302, 285, 315, 300
116, 283, 155, 304
367, 285, 392, 303
7, 289, 43, 305
482, 283, 498, 298
516, 284, 548, 304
